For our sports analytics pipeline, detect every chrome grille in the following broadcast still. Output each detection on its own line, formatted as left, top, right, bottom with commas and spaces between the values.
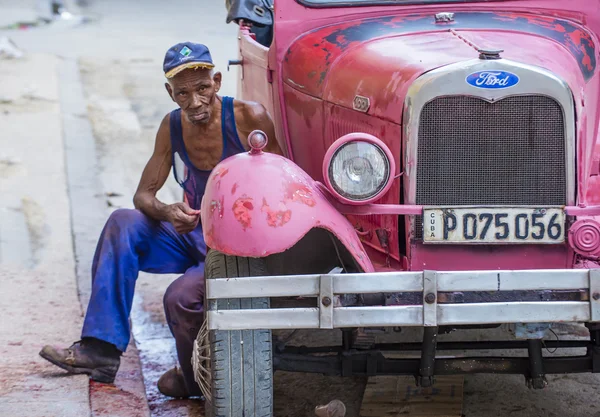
414, 95, 566, 237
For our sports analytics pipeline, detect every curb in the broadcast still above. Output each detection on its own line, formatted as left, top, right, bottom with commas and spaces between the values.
59, 57, 151, 417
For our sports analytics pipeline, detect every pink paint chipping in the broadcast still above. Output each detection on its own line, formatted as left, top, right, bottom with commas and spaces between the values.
232, 196, 254, 229
201, 149, 374, 272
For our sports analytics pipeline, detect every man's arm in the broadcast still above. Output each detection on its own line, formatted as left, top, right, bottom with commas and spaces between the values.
133, 115, 172, 220
238, 101, 284, 155
133, 114, 200, 233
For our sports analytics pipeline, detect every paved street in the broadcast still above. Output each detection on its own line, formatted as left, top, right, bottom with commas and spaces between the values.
1, 1, 600, 416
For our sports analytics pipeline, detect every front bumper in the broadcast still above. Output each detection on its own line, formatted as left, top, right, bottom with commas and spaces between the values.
207, 269, 600, 331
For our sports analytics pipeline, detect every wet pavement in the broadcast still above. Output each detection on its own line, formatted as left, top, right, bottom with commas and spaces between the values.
131, 277, 205, 416
79, 53, 208, 416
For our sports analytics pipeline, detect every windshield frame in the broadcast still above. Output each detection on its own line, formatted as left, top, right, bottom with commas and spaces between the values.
296, 0, 510, 8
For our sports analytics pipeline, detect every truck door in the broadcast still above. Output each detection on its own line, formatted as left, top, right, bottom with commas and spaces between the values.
232, 22, 275, 122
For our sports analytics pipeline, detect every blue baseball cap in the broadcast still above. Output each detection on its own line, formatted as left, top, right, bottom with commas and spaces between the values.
163, 42, 214, 79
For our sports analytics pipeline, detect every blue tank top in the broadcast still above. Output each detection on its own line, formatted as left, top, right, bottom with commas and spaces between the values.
170, 96, 247, 210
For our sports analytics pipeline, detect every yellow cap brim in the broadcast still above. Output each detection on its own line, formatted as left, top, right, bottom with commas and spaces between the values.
165, 62, 215, 79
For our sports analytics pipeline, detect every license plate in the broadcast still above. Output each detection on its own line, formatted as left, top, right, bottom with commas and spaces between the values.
423, 207, 565, 244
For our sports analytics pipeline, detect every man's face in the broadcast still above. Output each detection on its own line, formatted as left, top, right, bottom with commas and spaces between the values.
166, 68, 222, 125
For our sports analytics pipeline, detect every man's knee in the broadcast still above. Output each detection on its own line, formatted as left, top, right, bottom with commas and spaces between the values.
164, 275, 204, 314
102, 209, 155, 241
106, 208, 147, 228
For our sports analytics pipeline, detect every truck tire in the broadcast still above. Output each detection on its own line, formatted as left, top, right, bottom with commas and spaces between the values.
193, 250, 273, 417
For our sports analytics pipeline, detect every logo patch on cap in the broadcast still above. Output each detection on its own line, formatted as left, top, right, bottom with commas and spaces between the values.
180, 46, 192, 57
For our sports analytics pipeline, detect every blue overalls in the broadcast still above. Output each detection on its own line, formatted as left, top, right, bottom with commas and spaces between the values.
81, 96, 246, 393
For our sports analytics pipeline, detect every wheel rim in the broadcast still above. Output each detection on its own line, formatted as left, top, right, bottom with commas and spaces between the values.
192, 319, 212, 402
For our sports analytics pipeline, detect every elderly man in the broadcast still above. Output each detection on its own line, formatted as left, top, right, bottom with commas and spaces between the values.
40, 42, 281, 398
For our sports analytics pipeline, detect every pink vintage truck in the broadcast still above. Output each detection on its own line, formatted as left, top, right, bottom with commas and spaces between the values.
192, 1, 600, 415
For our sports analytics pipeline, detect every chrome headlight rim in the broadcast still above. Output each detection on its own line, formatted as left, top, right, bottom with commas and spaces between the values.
327, 142, 390, 201
322, 133, 396, 205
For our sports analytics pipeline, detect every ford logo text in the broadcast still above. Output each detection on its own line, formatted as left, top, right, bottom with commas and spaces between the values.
466, 70, 520, 89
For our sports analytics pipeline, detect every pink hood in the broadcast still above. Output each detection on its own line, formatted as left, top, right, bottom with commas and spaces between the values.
282, 10, 600, 202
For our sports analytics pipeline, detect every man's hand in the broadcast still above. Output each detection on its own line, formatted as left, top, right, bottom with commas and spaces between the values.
165, 202, 201, 234
134, 115, 201, 233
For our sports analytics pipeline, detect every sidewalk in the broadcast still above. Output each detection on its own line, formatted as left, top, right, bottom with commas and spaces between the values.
0, 48, 152, 417
0, 52, 90, 416
0, 1, 237, 415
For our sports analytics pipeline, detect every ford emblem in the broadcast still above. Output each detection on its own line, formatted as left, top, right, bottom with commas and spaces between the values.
466, 70, 520, 89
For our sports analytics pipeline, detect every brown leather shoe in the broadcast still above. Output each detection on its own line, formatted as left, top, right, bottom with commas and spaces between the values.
39, 339, 120, 384
158, 367, 192, 398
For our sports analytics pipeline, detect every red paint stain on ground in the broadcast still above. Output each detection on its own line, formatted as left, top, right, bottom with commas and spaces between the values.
90, 378, 149, 416
233, 196, 254, 229
231, 183, 238, 195
285, 182, 316, 207
262, 198, 292, 227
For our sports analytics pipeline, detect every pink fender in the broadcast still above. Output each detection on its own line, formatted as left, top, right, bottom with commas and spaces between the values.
200, 151, 374, 273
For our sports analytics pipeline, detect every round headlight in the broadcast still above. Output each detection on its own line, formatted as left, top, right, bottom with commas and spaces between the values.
326, 138, 392, 203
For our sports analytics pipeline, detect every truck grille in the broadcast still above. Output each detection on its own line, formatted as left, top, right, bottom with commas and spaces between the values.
414, 95, 566, 238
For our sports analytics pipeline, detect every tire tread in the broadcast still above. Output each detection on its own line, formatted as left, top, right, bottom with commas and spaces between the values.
205, 250, 273, 417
